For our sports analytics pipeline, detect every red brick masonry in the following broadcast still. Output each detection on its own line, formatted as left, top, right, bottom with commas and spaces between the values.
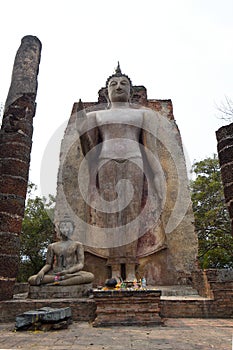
92, 289, 162, 326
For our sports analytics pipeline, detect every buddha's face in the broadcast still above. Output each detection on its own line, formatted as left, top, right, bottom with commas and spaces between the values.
59, 221, 74, 238
108, 76, 131, 103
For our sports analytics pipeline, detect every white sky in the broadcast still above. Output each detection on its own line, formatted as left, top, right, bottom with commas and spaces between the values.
0, 0, 233, 197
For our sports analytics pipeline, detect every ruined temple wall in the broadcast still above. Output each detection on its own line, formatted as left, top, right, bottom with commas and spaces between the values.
216, 123, 233, 233
139, 100, 198, 285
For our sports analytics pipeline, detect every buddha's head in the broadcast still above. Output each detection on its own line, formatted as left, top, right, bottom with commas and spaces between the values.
58, 216, 75, 239
106, 63, 133, 103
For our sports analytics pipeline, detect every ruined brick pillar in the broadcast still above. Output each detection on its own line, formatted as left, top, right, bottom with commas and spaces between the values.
216, 123, 233, 234
0, 36, 41, 299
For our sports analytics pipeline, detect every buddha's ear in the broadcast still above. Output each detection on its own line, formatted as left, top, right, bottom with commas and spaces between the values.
55, 225, 61, 240
129, 86, 134, 103
131, 85, 134, 96
103, 88, 111, 109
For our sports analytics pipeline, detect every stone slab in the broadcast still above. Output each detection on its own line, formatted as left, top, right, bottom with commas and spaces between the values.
28, 283, 93, 299
15, 306, 72, 330
93, 289, 162, 298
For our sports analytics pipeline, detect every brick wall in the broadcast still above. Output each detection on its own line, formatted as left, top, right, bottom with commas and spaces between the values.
161, 269, 233, 318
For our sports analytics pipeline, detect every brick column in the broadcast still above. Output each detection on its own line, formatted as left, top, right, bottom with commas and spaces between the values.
0, 36, 41, 300
216, 123, 233, 234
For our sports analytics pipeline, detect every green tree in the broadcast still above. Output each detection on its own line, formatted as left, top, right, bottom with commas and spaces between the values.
18, 183, 55, 282
190, 155, 233, 269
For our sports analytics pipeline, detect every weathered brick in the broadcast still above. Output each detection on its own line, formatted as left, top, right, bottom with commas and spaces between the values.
217, 136, 233, 151
0, 280, 15, 300
223, 183, 233, 202
227, 202, 233, 217
93, 290, 162, 326
220, 164, 233, 185
0, 195, 25, 216
0, 132, 31, 148
0, 232, 20, 255
0, 177, 27, 197
0, 36, 41, 300
0, 159, 28, 179
216, 122, 233, 141
218, 148, 233, 167
0, 142, 31, 162
0, 254, 19, 278
0, 212, 22, 234
0, 299, 96, 323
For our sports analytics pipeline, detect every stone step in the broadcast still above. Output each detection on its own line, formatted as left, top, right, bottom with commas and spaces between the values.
15, 306, 72, 330
150, 285, 199, 297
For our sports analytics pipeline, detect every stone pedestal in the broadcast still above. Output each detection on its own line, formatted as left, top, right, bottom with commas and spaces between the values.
93, 289, 162, 326
28, 283, 92, 299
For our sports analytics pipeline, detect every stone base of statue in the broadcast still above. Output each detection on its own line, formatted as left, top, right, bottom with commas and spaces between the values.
28, 283, 93, 299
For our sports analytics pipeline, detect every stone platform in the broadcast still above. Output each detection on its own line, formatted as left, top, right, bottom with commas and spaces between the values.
28, 283, 92, 299
93, 289, 162, 327
1, 319, 233, 350
158, 285, 199, 296
1, 280, 232, 323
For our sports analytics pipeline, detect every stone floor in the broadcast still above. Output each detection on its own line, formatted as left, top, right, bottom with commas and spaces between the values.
0, 318, 232, 349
